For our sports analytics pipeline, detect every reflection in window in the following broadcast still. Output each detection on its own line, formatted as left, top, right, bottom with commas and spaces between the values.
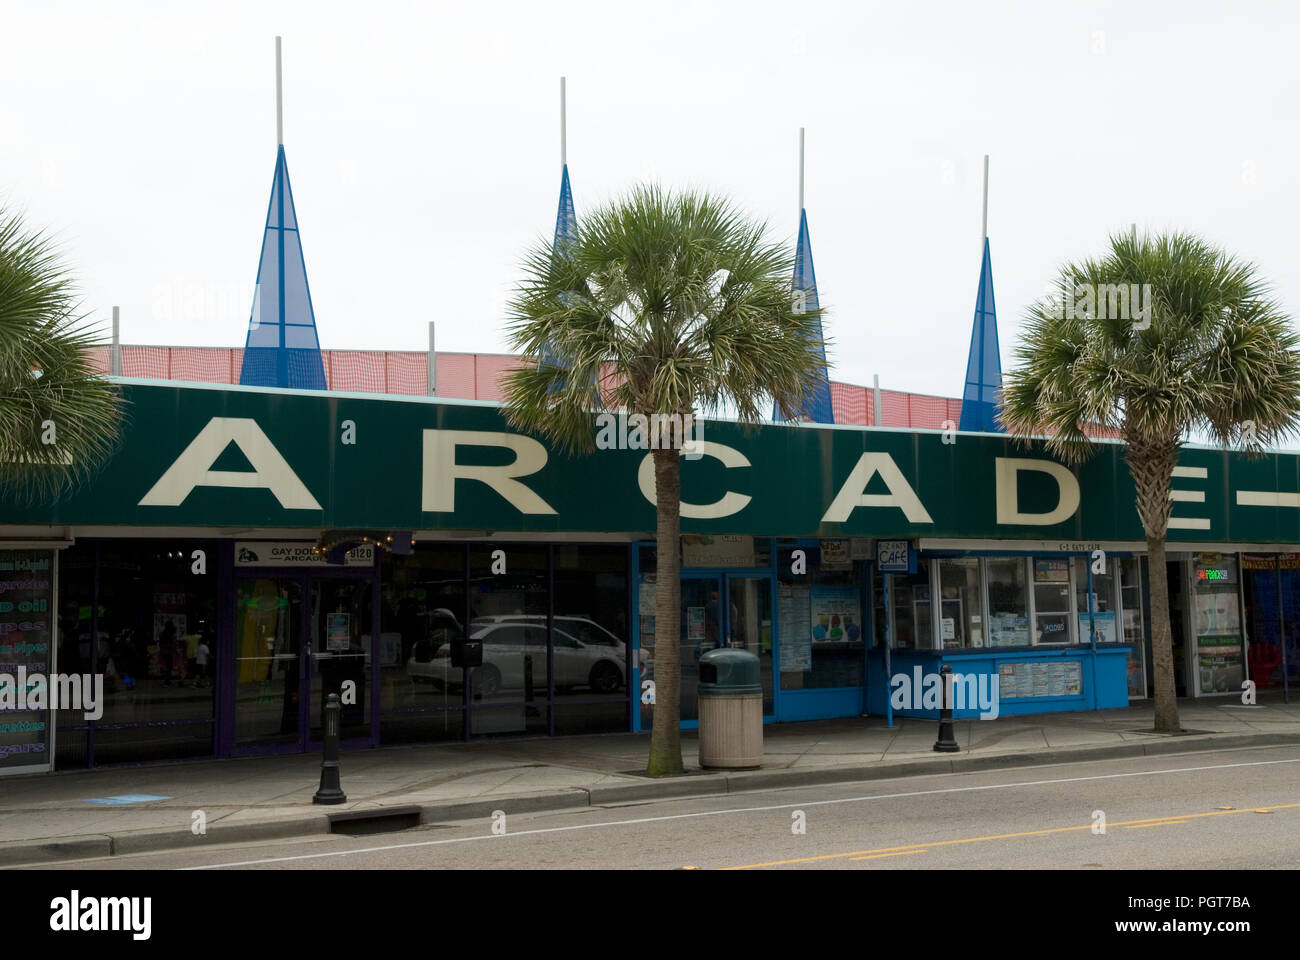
936, 558, 981, 649
379, 545, 466, 744
1032, 558, 1073, 644
986, 558, 1029, 648
58, 541, 218, 765
891, 566, 932, 650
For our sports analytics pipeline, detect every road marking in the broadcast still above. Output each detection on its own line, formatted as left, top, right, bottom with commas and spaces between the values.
849, 849, 928, 861
176, 753, 1300, 870
1123, 820, 1189, 829
721, 803, 1300, 869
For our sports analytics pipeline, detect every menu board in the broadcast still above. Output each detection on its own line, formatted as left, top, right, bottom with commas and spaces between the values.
778, 584, 812, 672
0, 550, 55, 772
998, 660, 1083, 699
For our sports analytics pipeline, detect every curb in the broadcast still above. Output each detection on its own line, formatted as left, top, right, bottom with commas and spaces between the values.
2, 730, 1296, 867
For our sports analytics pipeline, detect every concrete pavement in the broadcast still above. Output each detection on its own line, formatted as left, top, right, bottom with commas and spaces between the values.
3, 693, 1300, 866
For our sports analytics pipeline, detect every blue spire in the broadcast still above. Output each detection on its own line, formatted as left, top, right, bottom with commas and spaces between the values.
774, 209, 833, 423
958, 237, 1003, 433
238, 146, 327, 390
553, 163, 576, 257
542, 163, 600, 405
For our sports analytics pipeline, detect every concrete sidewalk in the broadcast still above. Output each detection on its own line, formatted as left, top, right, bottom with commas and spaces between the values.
3, 695, 1300, 866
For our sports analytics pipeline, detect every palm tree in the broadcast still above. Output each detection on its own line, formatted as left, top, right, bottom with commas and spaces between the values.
999, 230, 1300, 733
503, 184, 827, 775
0, 208, 123, 502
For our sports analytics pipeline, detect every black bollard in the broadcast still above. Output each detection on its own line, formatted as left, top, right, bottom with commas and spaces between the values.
313, 692, 347, 804
933, 664, 960, 753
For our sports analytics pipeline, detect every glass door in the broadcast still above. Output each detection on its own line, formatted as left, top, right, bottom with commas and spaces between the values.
234, 575, 306, 751
679, 575, 723, 721
308, 578, 374, 744
725, 576, 773, 714
233, 573, 375, 753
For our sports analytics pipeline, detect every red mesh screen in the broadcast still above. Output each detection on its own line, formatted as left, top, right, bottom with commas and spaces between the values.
109, 346, 1127, 436
830, 381, 869, 425
120, 346, 173, 379
325, 351, 387, 393
469, 355, 520, 403
433, 353, 476, 399
86, 346, 110, 375
168, 347, 238, 384
385, 352, 429, 396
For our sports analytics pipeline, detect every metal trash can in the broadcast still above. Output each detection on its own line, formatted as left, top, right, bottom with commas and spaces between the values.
697, 648, 763, 769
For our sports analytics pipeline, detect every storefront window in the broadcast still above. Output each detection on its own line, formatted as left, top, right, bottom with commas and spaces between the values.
468, 544, 548, 735
1, 548, 56, 772
1191, 554, 1243, 695
553, 545, 630, 735
776, 543, 862, 689
890, 565, 932, 650
1031, 558, 1073, 644
1119, 556, 1147, 697
936, 558, 981, 649
58, 540, 218, 766
379, 544, 466, 745
1072, 556, 1118, 643
986, 558, 1030, 647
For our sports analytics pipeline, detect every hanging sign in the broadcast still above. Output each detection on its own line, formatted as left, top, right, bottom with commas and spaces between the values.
877, 540, 913, 573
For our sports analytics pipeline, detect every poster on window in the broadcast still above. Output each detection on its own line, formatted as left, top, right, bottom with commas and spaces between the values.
0, 550, 55, 773
778, 583, 812, 672
1194, 588, 1240, 637
1034, 559, 1069, 582
1077, 611, 1117, 644
810, 586, 860, 644
326, 613, 351, 652
687, 606, 706, 642
819, 539, 851, 570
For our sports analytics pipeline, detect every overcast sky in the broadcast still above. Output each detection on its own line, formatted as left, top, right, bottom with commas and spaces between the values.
3, 0, 1297, 399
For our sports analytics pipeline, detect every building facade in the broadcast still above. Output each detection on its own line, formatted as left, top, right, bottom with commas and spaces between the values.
1, 379, 1297, 774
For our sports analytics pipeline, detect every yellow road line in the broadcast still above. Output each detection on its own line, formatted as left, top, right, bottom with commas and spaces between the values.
720, 801, 1300, 869
849, 849, 928, 861
1124, 820, 1190, 829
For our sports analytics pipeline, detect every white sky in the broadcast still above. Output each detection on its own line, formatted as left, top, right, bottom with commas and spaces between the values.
3, 0, 1297, 399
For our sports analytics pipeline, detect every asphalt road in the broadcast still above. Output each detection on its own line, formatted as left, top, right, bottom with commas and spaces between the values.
18, 745, 1300, 870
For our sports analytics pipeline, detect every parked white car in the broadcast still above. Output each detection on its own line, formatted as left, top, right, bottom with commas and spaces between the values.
406, 617, 626, 696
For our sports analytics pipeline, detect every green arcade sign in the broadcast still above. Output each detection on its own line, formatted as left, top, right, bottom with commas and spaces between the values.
6, 381, 1300, 544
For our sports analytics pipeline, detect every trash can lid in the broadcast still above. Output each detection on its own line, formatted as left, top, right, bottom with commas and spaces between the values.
698, 647, 762, 696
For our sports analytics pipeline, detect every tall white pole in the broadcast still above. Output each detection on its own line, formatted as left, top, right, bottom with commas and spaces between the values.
110, 306, 121, 377
427, 321, 437, 396
981, 154, 989, 244
560, 76, 567, 167
275, 36, 284, 146
798, 127, 806, 212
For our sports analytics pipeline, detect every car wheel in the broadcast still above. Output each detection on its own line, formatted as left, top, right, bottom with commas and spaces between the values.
589, 661, 622, 694
471, 664, 501, 698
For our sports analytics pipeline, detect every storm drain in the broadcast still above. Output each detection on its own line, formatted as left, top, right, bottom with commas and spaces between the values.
327, 805, 423, 836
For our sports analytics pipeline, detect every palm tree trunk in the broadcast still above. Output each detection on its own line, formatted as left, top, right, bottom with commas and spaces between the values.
1126, 436, 1182, 733
647, 446, 684, 776
1145, 537, 1181, 732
